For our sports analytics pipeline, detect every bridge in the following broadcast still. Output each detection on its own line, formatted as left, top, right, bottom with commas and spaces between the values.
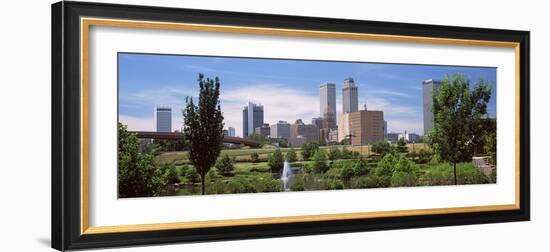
130, 131, 261, 147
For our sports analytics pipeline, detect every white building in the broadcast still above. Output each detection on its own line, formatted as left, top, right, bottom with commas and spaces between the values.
342, 78, 359, 113
155, 106, 172, 132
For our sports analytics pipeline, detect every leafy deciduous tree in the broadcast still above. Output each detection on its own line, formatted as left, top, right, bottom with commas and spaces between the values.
118, 123, 165, 198
301, 141, 320, 161
268, 149, 284, 173
286, 148, 298, 163
429, 74, 493, 185
183, 74, 225, 194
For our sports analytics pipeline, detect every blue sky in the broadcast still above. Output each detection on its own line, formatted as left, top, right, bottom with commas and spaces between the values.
118, 53, 497, 137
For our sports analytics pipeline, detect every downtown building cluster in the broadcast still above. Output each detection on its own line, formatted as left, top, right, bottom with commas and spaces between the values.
240, 78, 386, 147
152, 78, 441, 146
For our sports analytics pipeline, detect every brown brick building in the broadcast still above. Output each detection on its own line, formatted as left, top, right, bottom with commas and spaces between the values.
338, 110, 384, 145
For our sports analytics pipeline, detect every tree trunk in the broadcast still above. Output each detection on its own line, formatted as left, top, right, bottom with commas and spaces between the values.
453, 162, 457, 185
201, 174, 206, 195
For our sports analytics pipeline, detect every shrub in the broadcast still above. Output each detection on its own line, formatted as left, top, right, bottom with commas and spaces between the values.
320, 178, 344, 190
206, 168, 220, 180
374, 153, 397, 187
354, 158, 369, 176
289, 175, 305, 191
396, 138, 408, 153
340, 165, 355, 181
226, 177, 257, 194
215, 154, 235, 175
372, 141, 392, 156
185, 166, 200, 183
206, 180, 227, 194
331, 179, 344, 190
424, 162, 488, 186
327, 147, 342, 161
303, 162, 314, 174
394, 155, 415, 174
268, 149, 285, 173
164, 164, 181, 184
312, 149, 329, 173
391, 171, 417, 187
301, 141, 320, 160
350, 176, 379, 189
340, 147, 361, 159
286, 148, 298, 162
250, 152, 260, 163
416, 148, 433, 164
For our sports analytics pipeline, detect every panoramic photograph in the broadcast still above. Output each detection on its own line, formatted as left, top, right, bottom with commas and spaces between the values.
117, 53, 497, 198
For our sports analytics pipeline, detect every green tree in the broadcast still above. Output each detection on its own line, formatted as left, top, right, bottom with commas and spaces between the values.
286, 148, 298, 162
215, 153, 235, 175
118, 123, 165, 197
183, 74, 225, 194
268, 149, 285, 173
301, 141, 320, 161
396, 138, 408, 153
429, 74, 493, 185
371, 141, 392, 156
312, 149, 328, 173
374, 153, 396, 187
354, 158, 369, 176
250, 152, 260, 163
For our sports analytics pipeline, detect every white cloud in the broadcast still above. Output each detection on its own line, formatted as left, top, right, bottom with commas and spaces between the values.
119, 115, 154, 131
120, 85, 195, 109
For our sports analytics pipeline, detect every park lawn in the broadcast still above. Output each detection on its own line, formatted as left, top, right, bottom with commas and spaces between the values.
234, 162, 270, 173
154, 143, 430, 165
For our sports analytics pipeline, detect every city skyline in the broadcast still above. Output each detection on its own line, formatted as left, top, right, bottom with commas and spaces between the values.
118, 53, 497, 137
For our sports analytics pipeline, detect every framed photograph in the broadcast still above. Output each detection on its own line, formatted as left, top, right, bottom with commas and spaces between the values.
52, 1, 530, 250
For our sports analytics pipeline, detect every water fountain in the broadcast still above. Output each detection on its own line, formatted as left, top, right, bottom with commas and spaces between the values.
281, 160, 293, 191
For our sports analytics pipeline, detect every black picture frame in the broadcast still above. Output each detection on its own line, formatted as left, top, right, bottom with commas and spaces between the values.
52, 1, 530, 251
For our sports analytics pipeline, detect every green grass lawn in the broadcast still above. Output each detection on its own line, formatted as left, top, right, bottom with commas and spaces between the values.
154, 143, 429, 165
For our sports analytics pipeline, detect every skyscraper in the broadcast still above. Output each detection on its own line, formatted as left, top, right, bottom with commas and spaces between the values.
342, 77, 359, 113
319, 83, 337, 129
422, 79, 442, 135
155, 106, 172, 132
271, 121, 291, 139
242, 102, 264, 137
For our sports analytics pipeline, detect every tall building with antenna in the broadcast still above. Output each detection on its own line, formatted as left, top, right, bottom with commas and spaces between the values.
342, 77, 359, 113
